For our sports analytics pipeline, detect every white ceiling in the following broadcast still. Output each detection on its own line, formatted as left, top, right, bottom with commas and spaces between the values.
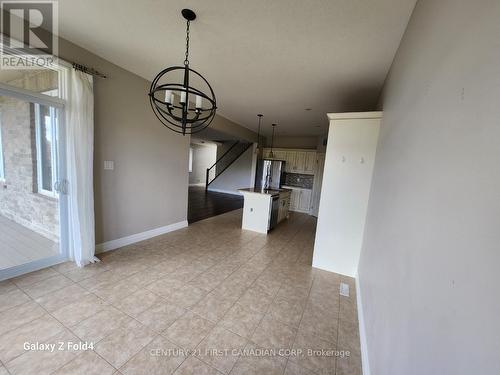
58, 0, 416, 136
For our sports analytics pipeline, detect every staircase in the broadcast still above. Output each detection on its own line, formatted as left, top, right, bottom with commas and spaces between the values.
206, 141, 252, 189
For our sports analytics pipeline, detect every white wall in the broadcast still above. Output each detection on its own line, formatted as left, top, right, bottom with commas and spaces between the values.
358, 1, 500, 374
189, 143, 217, 186
313, 113, 381, 277
208, 144, 257, 195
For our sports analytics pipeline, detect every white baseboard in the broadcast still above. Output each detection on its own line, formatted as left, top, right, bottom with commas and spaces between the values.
356, 272, 371, 375
95, 220, 188, 253
206, 187, 242, 196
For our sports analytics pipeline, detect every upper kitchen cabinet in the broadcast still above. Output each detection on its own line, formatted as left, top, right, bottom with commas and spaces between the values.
262, 148, 317, 175
304, 152, 317, 174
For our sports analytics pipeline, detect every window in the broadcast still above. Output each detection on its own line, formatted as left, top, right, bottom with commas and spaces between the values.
35, 102, 58, 197
0, 119, 4, 181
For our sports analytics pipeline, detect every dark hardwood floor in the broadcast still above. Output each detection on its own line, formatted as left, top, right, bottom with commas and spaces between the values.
188, 185, 244, 224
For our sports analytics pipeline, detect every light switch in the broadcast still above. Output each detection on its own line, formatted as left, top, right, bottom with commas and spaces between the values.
104, 160, 114, 170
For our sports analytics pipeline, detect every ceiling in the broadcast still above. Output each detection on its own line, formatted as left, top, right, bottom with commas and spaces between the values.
58, 0, 416, 136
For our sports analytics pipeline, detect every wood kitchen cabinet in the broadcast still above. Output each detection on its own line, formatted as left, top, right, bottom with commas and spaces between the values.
304, 152, 317, 173
262, 148, 317, 175
287, 186, 312, 213
298, 189, 312, 212
294, 152, 306, 172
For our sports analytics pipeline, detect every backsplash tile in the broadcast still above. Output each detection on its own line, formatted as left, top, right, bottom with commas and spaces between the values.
284, 173, 314, 189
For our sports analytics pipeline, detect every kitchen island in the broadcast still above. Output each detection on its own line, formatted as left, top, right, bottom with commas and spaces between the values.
238, 188, 291, 233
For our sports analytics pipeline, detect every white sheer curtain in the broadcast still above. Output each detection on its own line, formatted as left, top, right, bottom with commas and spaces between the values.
66, 69, 97, 267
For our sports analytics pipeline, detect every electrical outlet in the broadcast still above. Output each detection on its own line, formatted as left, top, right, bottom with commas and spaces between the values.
339, 282, 350, 297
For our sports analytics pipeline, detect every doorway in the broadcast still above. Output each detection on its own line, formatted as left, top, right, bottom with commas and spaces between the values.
0, 69, 69, 280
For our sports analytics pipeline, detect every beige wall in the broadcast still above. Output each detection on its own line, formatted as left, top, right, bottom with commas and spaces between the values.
265, 135, 318, 149
358, 1, 500, 374
58, 38, 190, 244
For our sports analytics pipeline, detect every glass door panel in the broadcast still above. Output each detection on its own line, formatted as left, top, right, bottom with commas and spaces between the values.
0, 92, 67, 277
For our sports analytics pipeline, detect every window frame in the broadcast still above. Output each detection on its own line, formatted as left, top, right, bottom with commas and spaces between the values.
34, 90, 59, 198
0, 118, 4, 181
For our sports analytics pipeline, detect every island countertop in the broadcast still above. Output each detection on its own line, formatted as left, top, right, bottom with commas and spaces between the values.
238, 187, 291, 196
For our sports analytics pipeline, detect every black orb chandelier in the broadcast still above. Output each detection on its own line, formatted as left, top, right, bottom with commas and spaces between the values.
148, 9, 217, 135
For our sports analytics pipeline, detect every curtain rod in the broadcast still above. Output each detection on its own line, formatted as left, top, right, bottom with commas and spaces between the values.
71, 63, 107, 79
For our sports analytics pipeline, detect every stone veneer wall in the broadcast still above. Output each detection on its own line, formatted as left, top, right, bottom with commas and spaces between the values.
0, 70, 59, 242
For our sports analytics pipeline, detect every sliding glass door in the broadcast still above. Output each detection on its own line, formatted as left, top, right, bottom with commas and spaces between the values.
0, 68, 69, 280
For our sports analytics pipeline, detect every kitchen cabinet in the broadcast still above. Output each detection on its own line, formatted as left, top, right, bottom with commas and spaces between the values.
278, 191, 290, 223
286, 186, 312, 213
294, 152, 306, 172
262, 148, 317, 175
289, 189, 299, 211
272, 150, 287, 160
304, 152, 317, 173
298, 189, 312, 212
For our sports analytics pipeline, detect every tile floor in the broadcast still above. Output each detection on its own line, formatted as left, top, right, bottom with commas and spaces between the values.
0, 209, 362, 375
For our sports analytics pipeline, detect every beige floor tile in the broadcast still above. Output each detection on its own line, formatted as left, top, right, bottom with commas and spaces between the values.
0, 288, 31, 313
173, 356, 220, 374
0, 314, 65, 363
51, 261, 80, 274
92, 279, 140, 303
188, 271, 227, 293
0, 210, 360, 374
52, 350, 116, 375
237, 287, 274, 313
253, 276, 283, 297
163, 285, 207, 309
0, 280, 19, 296
125, 268, 168, 286
34, 283, 91, 312
276, 283, 311, 305
337, 320, 360, 353
113, 289, 165, 317
191, 292, 236, 322
335, 350, 362, 375
290, 331, 336, 375
219, 303, 263, 338
135, 301, 186, 333
51, 294, 109, 327
284, 360, 316, 374
119, 336, 186, 375
5, 330, 81, 375
144, 277, 185, 298
163, 311, 215, 350
196, 325, 247, 374
0, 301, 45, 335
230, 343, 287, 375
250, 315, 297, 351
62, 262, 110, 282
21, 274, 74, 299
94, 320, 156, 368
268, 296, 306, 328
72, 306, 132, 343
78, 270, 128, 291
12, 267, 59, 288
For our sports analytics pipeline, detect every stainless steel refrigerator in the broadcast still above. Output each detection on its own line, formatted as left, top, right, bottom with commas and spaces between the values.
255, 159, 286, 190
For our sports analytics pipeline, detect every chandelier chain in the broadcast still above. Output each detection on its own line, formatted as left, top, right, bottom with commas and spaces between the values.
184, 20, 190, 66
